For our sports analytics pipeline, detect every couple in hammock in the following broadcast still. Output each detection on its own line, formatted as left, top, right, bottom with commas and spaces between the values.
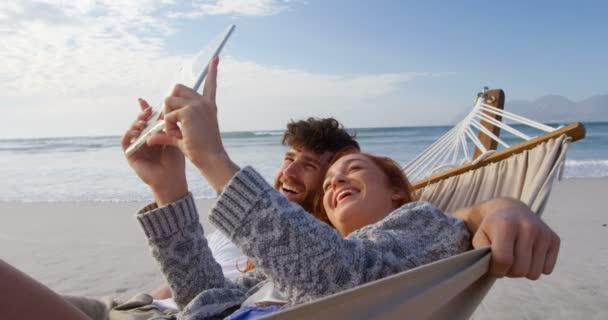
1, 57, 560, 320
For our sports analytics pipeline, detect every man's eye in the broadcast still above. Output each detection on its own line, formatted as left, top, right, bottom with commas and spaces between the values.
284, 157, 293, 163
305, 163, 316, 170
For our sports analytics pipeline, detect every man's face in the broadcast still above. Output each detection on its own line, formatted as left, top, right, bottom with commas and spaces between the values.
274, 147, 333, 210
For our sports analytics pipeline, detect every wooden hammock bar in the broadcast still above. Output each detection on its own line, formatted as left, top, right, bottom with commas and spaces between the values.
413, 118, 586, 190
472, 89, 505, 159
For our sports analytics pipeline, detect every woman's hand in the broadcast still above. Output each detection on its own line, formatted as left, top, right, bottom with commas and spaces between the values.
121, 98, 188, 206
147, 57, 239, 192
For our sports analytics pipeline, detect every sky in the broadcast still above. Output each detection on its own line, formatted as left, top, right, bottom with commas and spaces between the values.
1, 0, 607, 138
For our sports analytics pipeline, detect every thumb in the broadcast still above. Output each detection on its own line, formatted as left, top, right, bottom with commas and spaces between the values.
147, 132, 180, 147
472, 229, 491, 249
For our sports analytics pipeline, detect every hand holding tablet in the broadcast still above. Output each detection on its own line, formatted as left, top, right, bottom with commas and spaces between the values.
125, 24, 236, 156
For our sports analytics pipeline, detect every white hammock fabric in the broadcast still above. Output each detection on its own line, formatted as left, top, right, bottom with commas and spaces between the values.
403, 89, 561, 182
262, 134, 572, 319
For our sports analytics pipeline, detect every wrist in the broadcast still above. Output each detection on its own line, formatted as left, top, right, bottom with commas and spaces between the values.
151, 181, 189, 207
195, 152, 239, 193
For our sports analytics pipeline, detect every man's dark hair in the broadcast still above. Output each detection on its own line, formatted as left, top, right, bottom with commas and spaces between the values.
282, 117, 360, 154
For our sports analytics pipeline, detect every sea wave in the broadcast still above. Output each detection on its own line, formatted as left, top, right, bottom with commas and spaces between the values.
0, 136, 119, 153
221, 131, 283, 139
562, 159, 608, 178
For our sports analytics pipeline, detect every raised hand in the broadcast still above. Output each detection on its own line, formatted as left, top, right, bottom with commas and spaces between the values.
121, 98, 188, 206
147, 56, 239, 192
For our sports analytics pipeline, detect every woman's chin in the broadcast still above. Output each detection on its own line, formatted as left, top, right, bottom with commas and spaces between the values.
333, 202, 360, 226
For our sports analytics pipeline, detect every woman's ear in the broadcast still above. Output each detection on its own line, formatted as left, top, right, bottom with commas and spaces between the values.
391, 190, 407, 205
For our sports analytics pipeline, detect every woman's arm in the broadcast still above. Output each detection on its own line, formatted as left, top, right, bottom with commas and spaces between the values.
210, 167, 470, 305
136, 193, 260, 309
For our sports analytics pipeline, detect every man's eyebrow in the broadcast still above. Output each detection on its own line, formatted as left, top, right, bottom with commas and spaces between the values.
301, 155, 322, 166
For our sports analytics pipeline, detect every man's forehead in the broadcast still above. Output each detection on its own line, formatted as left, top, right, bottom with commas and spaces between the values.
287, 147, 333, 164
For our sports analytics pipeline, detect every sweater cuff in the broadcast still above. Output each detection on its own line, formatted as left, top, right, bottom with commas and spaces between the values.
136, 192, 199, 239
209, 166, 272, 237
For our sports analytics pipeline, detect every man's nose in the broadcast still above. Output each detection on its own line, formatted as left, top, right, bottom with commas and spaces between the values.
283, 161, 301, 178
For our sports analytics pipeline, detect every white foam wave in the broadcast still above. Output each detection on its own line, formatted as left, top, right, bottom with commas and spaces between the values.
252, 131, 283, 136
563, 159, 608, 178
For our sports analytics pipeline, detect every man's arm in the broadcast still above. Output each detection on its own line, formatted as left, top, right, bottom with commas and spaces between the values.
453, 198, 560, 280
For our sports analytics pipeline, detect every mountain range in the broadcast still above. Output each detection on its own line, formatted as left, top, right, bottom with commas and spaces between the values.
505, 94, 608, 123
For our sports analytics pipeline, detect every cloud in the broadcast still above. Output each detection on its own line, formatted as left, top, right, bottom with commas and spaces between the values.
169, 0, 292, 18
0, 0, 439, 138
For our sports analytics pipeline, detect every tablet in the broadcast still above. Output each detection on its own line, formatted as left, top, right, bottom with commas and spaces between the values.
125, 24, 236, 156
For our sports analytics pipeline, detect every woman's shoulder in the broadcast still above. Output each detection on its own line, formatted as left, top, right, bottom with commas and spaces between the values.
391, 201, 449, 219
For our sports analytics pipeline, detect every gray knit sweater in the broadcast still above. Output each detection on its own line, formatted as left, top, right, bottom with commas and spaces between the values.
137, 167, 470, 319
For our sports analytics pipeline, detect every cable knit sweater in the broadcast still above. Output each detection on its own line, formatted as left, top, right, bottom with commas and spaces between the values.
136, 167, 470, 319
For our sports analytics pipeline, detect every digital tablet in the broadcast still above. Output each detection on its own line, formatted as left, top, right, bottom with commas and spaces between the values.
125, 24, 236, 156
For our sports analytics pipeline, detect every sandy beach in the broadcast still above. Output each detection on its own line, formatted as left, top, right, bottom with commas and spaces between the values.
1, 178, 606, 319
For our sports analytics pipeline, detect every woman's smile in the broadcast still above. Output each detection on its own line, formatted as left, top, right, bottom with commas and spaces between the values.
334, 186, 359, 208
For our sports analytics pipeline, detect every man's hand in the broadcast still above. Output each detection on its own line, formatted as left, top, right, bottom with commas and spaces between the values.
121, 99, 188, 206
455, 198, 560, 280
147, 56, 239, 192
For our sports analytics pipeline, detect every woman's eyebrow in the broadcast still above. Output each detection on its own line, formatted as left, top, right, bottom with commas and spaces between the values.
324, 158, 362, 182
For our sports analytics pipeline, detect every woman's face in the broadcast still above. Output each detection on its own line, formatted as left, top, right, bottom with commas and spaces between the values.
322, 154, 401, 236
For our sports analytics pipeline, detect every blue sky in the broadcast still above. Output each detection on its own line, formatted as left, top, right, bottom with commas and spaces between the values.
1, 0, 606, 138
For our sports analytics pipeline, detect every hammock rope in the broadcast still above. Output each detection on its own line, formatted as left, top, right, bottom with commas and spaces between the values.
403, 89, 560, 182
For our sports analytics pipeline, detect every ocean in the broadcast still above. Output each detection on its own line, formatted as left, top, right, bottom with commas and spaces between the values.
1, 122, 607, 202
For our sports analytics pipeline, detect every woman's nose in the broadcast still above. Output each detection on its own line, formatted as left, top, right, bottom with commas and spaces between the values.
331, 173, 347, 189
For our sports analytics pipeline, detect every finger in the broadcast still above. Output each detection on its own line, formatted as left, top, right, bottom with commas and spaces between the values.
164, 96, 190, 113
138, 98, 151, 111
121, 129, 142, 151
488, 223, 516, 277
163, 97, 188, 136
202, 56, 219, 102
508, 224, 537, 278
170, 83, 198, 99
471, 229, 491, 249
132, 120, 148, 131
527, 231, 551, 280
163, 110, 183, 139
147, 131, 180, 147
543, 233, 560, 274
137, 110, 153, 122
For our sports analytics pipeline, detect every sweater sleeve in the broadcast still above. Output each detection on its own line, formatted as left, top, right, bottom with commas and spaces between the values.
136, 193, 253, 309
209, 167, 471, 305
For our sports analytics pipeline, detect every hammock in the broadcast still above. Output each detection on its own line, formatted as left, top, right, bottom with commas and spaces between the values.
261, 88, 586, 320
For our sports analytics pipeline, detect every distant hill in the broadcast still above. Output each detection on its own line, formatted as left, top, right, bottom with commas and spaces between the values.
506, 94, 608, 123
